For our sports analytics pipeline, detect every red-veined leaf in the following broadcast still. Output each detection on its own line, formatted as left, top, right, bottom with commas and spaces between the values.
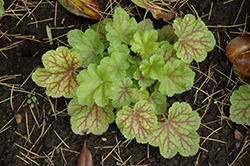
116, 100, 157, 143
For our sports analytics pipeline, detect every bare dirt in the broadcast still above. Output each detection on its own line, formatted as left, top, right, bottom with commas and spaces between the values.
0, 0, 250, 166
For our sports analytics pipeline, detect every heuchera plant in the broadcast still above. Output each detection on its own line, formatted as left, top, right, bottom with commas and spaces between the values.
230, 85, 250, 126
32, 7, 216, 158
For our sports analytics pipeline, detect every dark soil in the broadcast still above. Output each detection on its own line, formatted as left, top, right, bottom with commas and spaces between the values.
0, 0, 250, 166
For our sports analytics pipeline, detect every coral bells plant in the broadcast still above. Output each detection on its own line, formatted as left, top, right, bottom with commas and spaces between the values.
32, 7, 216, 158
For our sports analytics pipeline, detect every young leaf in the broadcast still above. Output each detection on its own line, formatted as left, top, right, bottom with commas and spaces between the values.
76, 64, 112, 107
58, 0, 101, 20
173, 14, 216, 63
149, 102, 201, 158
157, 25, 177, 44
108, 44, 130, 55
139, 54, 164, 80
111, 78, 135, 108
67, 29, 104, 67
138, 19, 154, 32
133, 69, 155, 88
77, 141, 93, 166
230, 85, 250, 125
90, 18, 113, 49
116, 100, 157, 143
68, 98, 114, 135
105, 7, 138, 46
148, 91, 167, 115
159, 60, 195, 97
32, 47, 82, 98
131, 30, 158, 58
99, 52, 130, 81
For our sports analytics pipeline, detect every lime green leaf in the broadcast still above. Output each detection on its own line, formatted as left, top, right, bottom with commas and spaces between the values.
138, 19, 154, 32
133, 68, 155, 88
159, 60, 195, 97
111, 78, 135, 108
76, 64, 112, 107
99, 52, 130, 81
173, 14, 216, 63
32, 47, 82, 98
0, 0, 4, 17
149, 102, 200, 158
139, 54, 164, 80
105, 7, 138, 46
108, 44, 130, 55
157, 25, 177, 44
90, 18, 113, 49
131, 30, 158, 58
148, 91, 167, 115
67, 29, 104, 67
156, 42, 178, 63
230, 85, 250, 125
116, 100, 157, 143
68, 98, 114, 135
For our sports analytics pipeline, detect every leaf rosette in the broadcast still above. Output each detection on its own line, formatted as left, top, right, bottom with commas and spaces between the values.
31, 6, 217, 159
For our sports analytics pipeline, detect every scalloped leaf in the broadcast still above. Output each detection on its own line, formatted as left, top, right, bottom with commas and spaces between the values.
67, 29, 104, 67
149, 102, 201, 158
159, 60, 195, 97
139, 54, 164, 80
32, 47, 82, 98
108, 44, 130, 55
76, 64, 112, 107
156, 42, 178, 63
58, 0, 101, 20
148, 91, 167, 115
230, 85, 250, 125
105, 7, 138, 46
99, 52, 130, 81
68, 98, 114, 135
90, 18, 113, 49
110, 78, 135, 108
131, 30, 158, 58
173, 14, 216, 63
116, 100, 157, 143
133, 68, 155, 88
138, 19, 154, 32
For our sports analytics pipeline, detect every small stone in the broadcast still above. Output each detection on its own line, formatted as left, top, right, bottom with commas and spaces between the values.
236, 142, 241, 148
116, 161, 122, 166
101, 137, 107, 141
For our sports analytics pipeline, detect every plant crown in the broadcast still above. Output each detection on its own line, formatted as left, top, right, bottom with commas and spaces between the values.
32, 7, 216, 158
